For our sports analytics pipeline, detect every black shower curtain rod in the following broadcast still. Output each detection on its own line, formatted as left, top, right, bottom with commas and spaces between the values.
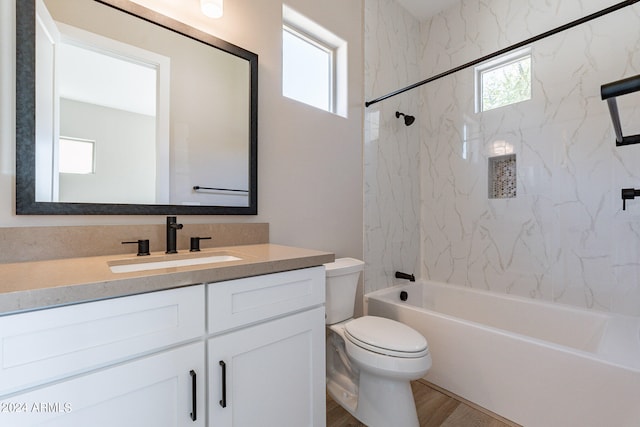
364, 0, 640, 108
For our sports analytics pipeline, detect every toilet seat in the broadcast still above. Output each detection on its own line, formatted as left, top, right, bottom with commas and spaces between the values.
344, 316, 429, 358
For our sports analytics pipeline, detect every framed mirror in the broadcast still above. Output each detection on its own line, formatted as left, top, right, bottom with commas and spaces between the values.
16, 0, 258, 215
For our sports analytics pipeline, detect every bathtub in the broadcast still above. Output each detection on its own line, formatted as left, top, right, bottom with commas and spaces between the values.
366, 281, 640, 427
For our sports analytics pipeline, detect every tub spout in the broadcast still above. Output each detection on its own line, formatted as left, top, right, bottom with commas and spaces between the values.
395, 271, 415, 282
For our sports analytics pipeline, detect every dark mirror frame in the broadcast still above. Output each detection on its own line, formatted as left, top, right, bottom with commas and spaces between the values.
16, 0, 258, 215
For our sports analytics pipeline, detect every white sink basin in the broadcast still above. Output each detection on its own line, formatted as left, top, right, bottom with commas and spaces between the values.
109, 253, 242, 273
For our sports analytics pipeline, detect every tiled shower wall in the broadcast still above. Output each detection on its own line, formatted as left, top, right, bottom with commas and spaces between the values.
365, 0, 640, 315
364, 0, 421, 293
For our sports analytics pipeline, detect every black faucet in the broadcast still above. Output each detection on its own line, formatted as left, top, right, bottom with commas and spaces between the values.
166, 216, 183, 254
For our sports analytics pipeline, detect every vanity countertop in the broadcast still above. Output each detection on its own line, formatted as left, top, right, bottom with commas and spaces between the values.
0, 244, 334, 315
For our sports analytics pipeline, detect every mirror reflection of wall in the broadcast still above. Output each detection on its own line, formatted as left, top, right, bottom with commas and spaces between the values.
57, 40, 161, 204
36, 0, 251, 208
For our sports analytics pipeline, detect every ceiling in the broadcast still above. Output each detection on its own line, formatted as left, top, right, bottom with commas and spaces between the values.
137, 0, 460, 23
395, 0, 460, 21
138, 0, 458, 24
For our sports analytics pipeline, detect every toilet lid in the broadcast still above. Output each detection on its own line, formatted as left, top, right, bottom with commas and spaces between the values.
344, 316, 429, 358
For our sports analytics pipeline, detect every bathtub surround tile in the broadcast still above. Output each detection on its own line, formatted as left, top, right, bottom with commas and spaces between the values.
419, 0, 624, 80
364, 0, 422, 293
419, 2, 640, 314
365, 0, 640, 316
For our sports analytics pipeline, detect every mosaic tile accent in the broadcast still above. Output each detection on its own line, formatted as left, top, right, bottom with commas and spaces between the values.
488, 154, 516, 199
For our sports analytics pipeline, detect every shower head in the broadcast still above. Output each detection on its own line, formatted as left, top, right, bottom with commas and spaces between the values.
395, 111, 415, 126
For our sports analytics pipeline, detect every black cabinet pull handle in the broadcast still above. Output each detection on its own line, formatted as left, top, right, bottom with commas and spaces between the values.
190, 370, 197, 421
219, 360, 227, 408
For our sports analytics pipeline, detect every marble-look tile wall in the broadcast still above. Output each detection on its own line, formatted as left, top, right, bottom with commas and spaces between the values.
364, 0, 421, 293
365, 0, 640, 315
420, 1, 640, 315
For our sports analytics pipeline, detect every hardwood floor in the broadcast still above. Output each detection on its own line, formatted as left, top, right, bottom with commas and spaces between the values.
326, 380, 519, 427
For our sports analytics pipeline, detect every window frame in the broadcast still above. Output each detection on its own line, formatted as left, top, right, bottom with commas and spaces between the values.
475, 47, 532, 113
282, 23, 337, 113
281, 4, 347, 117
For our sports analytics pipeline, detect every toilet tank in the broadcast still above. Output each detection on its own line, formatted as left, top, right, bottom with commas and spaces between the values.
324, 258, 365, 325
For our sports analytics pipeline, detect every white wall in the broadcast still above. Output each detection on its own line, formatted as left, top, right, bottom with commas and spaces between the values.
365, 0, 640, 315
58, 99, 156, 204
0, 0, 363, 259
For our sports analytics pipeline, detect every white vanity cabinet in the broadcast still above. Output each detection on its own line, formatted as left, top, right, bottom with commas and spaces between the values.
0, 285, 206, 427
0, 265, 327, 427
206, 267, 326, 427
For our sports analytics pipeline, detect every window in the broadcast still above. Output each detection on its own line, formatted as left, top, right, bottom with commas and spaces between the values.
476, 49, 532, 112
283, 25, 333, 112
59, 137, 95, 174
282, 5, 347, 117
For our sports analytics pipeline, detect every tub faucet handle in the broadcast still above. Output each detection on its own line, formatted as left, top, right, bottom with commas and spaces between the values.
621, 188, 640, 210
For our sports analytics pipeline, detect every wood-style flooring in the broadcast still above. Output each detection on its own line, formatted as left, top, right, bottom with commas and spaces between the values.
327, 379, 520, 427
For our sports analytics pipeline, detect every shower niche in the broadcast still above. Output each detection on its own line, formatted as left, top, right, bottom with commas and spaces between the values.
488, 154, 516, 199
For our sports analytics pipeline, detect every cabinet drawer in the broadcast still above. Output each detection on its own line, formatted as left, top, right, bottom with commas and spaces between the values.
207, 267, 324, 334
0, 285, 204, 397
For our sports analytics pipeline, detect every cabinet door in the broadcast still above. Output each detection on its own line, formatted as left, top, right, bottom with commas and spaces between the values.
0, 342, 205, 427
208, 307, 325, 427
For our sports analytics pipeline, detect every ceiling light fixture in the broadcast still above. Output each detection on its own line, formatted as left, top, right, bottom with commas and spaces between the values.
200, 0, 223, 18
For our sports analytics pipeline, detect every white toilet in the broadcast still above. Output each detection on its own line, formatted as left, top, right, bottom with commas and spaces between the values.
324, 258, 432, 427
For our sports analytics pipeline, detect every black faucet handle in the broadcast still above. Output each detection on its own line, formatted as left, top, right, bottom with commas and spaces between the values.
190, 237, 212, 252
167, 216, 184, 229
122, 239, 150, 256
621, 188, 640, 210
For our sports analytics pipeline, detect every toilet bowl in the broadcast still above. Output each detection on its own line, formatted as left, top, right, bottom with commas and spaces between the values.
325, 258, 431, 427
